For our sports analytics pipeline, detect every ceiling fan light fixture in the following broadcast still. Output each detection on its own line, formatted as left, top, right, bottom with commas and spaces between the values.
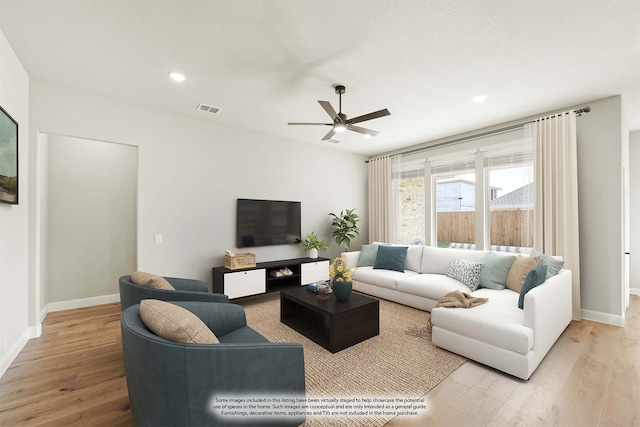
288, 84, 390, 141
363, 133, 372, 139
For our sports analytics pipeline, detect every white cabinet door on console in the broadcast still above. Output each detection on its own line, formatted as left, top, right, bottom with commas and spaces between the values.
224, 269, 266, 299
301, 260, 330, 285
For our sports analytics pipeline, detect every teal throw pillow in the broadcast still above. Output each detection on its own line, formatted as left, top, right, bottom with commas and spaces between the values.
531, 249, 565, 279
446, 258, 484, 291
479, 252, 516, 290
518, 265, 548, 309
357, 244, 380, 267
373, 245, 408, 272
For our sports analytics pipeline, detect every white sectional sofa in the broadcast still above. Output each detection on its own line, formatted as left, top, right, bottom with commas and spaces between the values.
342, 245, 572, 380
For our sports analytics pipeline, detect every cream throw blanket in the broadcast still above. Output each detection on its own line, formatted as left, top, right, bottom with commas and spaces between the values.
426, 290, 488, 332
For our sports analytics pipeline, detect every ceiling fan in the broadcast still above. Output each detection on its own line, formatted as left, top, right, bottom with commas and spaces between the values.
288, 85, 391, 141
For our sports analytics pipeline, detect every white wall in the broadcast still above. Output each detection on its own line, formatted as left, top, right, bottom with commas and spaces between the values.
46, 135, 137, 303
0, 29, 30, 375
630, 131, 640, 295
575, 96, 626, 324
29, 80, 369, 298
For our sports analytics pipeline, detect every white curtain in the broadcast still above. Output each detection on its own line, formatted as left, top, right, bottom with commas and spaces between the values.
533, 111, 581, 319
368, 156, 393, 243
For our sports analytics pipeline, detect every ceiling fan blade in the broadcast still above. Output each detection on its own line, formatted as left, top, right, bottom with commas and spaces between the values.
318, 100, 339, 121
322, 127, 337, 141
288, 122, 332, 126
347, 125, 379, 138
346, 108, 391, 125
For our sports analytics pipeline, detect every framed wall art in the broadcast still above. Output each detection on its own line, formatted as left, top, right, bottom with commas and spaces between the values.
0, 105, 18, 205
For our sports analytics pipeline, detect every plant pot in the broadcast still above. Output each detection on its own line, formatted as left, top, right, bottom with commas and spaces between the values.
308, 248, 318, 259
332, 279, 352, 302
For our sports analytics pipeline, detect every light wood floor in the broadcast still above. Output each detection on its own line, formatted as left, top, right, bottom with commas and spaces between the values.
1, 296, 638, 426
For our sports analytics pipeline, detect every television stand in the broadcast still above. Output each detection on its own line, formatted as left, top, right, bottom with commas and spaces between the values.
212, 257, 329, 299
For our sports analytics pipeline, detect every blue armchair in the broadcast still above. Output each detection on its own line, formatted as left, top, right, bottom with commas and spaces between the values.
119, 275, 229, 310
121, 301, 306, 426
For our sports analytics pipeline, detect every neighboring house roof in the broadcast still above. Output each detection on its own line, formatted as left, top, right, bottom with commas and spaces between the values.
490, 182, 534, 209
437, 177, 501, 191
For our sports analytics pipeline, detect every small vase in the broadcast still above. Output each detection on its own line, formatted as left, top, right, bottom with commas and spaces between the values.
308, 248, 318, 259
332, 279, 352, 302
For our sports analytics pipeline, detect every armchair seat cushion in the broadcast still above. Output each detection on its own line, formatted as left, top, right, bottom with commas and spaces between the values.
218, 326, 270, 344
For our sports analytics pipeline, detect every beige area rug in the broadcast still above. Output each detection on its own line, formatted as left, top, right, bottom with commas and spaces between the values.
243, 296, 466, 426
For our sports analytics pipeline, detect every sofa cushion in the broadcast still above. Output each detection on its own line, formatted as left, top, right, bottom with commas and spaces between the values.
431, 288, 533, 355
352, 266, 418, 290
357, 244, 381, 267
402, 245, 424, 272
506, 255, 540, 293
397, 274, 469, 300
446, 259, 484, 291
518, 265, 548, 309
479, 252, 516, 290
420, 246, 487, 275
531, 250, 565, 279
374, 245, 408, 272
131, 271, 175, 290
139, 299, 219, 344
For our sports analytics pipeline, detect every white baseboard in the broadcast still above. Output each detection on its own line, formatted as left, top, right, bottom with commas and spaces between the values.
45, 293, 120, 314
581, 308, 626, 327
630, 287, 640, 296
0, 329, 30, 378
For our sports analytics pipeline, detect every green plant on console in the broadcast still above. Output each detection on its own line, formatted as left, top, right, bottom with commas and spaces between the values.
329, 208, 360, 251
300, 231, 328, 251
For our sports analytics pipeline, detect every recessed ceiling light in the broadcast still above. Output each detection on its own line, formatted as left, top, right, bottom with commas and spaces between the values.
363, 134, 372, 139
168, 71, 186, 82
472, 95, 488, 103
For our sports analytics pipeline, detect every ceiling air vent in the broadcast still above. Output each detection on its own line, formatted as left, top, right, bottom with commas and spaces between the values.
196, 103, 221, 114
328, 139, 341, 144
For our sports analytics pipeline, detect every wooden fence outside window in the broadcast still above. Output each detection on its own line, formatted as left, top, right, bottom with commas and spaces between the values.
436, 209, 533, 247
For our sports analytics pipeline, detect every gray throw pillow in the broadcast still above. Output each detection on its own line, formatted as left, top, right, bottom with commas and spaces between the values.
357, 244, 380, 267
479, 252, 516, 290
531, 249, 565, 279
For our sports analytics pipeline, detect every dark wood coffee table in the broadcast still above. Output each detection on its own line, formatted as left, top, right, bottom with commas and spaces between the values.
280, 286, 379, 353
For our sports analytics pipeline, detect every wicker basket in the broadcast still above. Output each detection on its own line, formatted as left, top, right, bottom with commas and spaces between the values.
224, 253, 256, 270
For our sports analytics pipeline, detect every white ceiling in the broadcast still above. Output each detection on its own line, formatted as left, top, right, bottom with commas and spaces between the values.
1, 0, 639, 156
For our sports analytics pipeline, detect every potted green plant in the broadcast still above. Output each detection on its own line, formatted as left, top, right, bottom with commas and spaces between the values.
300, 231, 328, 258
329, 208, 360, 252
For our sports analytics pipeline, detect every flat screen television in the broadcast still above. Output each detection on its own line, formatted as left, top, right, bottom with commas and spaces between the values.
236, 198, 301, 248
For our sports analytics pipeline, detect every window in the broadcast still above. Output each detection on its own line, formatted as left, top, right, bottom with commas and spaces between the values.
484, 140, 534, 249
430, 151, 476, 248
392, 128, 534, 250
393, 162, 426, 244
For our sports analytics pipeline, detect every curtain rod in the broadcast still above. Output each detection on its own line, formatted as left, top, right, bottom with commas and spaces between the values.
367, 106, 591, 162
